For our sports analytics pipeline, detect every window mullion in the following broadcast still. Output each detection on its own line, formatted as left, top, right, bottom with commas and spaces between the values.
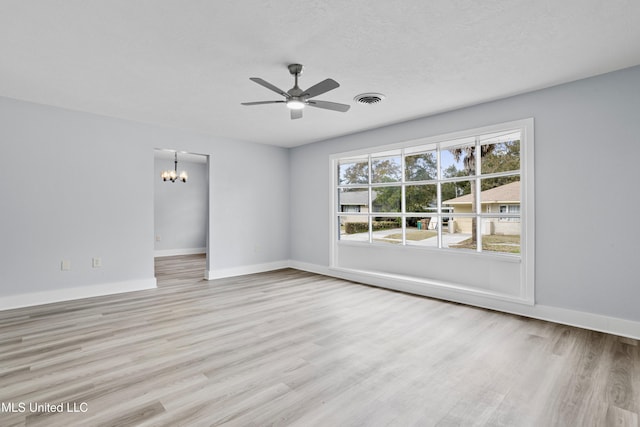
401, 148, 406, 245
368, 155, 373, 244
475, 137, 482, 253
436, 145, 442, 249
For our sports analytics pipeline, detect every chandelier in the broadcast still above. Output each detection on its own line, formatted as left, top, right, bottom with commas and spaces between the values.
161, 152, 188, 183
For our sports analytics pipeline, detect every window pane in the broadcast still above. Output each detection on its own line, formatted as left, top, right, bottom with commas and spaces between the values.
405, 217, 439, 247
480, 132, 520, 175
444, 216, 477, 251
339, 216, 369, 242
406, 184, 437, 213
480, 218, 521, 254
441, 142, 475, 177
372, 217, 402, 245
371, 152, 401, 183
480, 178, 520, 212
338, 188, 369, 214
405, 150, 437, 181
441, 179, 475, 214
372, 186, 401, 212
338, 158, 368, 185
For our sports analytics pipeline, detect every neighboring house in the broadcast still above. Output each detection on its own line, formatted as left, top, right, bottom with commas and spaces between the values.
339, 190, 377, 223
443, 181, 520, 235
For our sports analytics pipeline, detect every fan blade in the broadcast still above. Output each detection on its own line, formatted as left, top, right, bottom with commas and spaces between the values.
291, 109, 303, 120
241, 100, 286, 106
307, 100, 350, 112
249, 77, 290, 98
302, 78, 340, 99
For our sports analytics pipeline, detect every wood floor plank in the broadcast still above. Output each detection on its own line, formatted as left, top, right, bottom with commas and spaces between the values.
0, 254, 638, 426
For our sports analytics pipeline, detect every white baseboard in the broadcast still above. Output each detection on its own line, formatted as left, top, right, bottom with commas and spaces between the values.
288, 260, 330, 276
4, 259, 637, 340
289, 260, 640, 340
517, 304, 640, 341
205, 260, 290, 280
0, 278, 157, 311
154, 247, 206, 257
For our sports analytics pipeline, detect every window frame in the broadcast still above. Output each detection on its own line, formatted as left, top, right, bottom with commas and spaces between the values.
333, 125, 524, 256
329, 118, 535, 304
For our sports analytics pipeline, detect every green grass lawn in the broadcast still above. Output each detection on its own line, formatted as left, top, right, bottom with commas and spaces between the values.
450, 235, 520, 254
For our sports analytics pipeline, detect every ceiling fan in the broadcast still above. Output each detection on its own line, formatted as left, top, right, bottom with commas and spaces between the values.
241, 64, 350, 120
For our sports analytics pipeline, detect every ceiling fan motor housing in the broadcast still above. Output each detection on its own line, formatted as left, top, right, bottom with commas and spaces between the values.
287, 63, 304, 76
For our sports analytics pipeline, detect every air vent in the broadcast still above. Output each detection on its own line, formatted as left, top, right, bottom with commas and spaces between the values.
354, 93, 386, 105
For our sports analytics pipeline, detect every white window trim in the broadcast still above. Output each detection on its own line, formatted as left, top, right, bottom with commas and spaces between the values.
329, 118, 535, 305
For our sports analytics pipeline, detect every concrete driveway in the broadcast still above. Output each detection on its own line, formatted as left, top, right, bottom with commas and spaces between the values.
341, 227, 471, 248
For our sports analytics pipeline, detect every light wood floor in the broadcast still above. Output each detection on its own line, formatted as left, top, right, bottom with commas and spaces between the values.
1, 254, 638, 426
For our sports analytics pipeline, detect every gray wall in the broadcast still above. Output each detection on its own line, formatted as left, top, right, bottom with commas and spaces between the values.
290, 65, 640, 322
154, 155, 207, 255
0, 96, 290, 297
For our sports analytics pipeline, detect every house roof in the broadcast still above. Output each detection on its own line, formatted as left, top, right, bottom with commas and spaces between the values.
443, 181, 520, 205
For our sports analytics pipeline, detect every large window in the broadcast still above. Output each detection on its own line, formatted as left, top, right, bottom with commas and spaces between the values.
335, 126, 524, 256
331, 119, 534, 305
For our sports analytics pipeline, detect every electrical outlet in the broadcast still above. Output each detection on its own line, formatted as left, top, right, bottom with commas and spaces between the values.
92, 257, 102, 268
61, 260, 71, 271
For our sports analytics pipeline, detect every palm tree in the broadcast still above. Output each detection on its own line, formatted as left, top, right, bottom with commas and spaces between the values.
450, 144, 494, 244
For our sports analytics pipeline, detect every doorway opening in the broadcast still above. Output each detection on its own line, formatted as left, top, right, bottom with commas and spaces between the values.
153, 149, 210, 284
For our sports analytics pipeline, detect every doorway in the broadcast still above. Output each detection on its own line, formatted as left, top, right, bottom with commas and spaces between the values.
153, 149, 210, 282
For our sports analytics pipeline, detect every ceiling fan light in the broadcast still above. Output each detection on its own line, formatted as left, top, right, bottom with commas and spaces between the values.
286, 99, 305, 110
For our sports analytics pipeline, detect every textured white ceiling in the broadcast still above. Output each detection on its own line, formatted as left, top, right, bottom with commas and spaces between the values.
1, 1, 639, 148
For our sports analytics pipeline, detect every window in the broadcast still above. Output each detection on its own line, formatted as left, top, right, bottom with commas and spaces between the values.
334, 124, 524, 256
499, 204, 520, 221
330, 118, 534, 305
341, 205, 361, 213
